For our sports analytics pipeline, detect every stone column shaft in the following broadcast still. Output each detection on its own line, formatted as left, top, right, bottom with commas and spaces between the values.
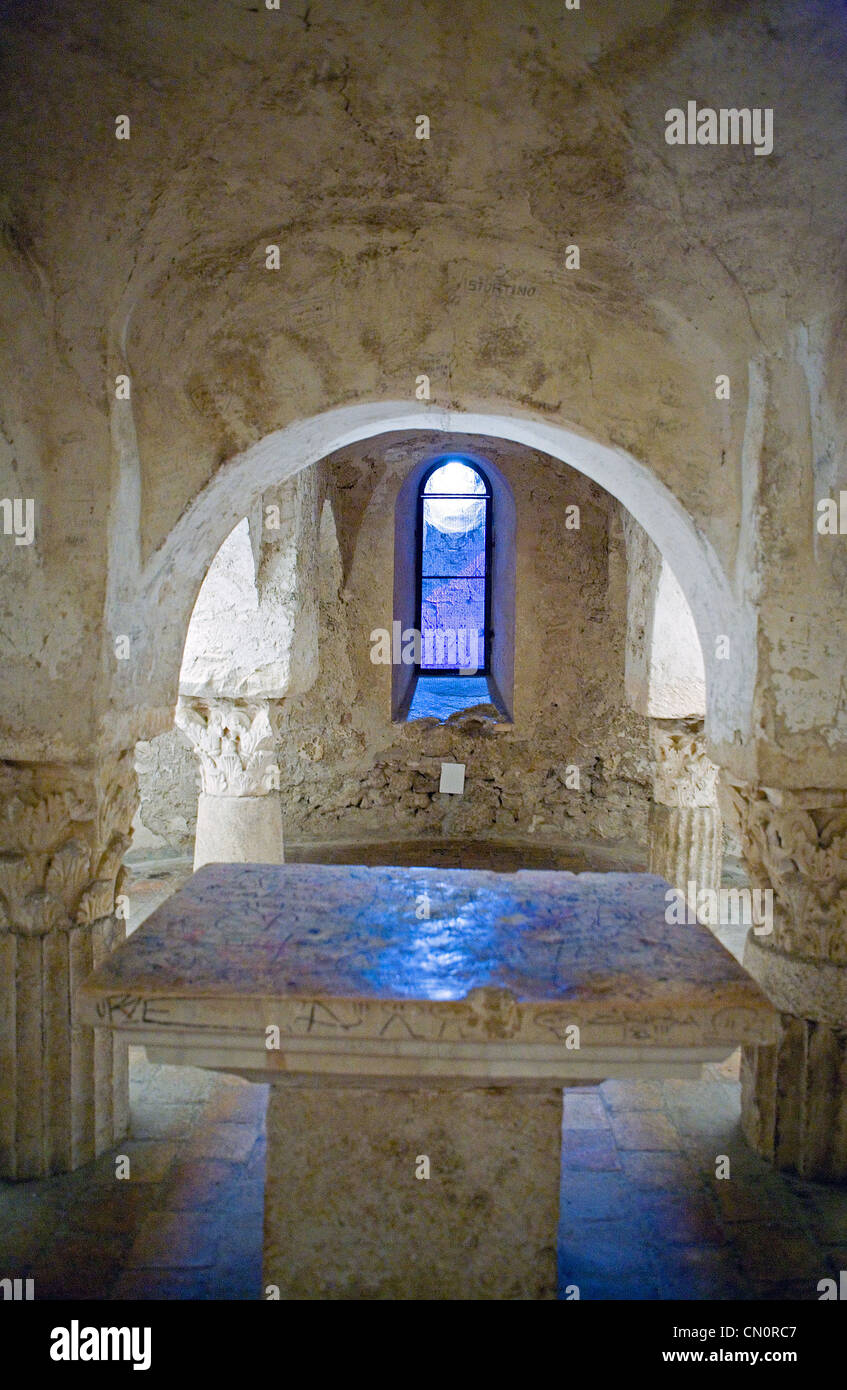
176, 697, 284, 870
729, 783, 847, 1181
263, 1083, 561, 1300
648, 717, 722, 900
0, 753, 135, 1178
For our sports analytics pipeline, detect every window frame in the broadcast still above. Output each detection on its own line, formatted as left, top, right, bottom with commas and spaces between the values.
414, 458, 493, 678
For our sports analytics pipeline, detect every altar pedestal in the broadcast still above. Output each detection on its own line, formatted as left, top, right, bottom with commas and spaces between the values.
264, 1083, 561, 1300
78, 862, 777, 1300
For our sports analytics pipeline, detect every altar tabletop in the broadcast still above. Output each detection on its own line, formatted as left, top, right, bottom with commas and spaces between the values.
79, 864, 776, 1084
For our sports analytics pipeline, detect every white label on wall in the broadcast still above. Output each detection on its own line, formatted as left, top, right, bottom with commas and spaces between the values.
439, 762, 465, 794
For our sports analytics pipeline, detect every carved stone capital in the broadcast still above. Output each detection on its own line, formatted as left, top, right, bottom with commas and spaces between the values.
176, 696, 278, 797
727, 782, 847, 963
0, 752, 137, 937
650, 717, 719, 809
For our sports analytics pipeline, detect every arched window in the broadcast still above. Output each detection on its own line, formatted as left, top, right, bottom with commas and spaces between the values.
393, 451, 515, 723
417, 459, 491, 677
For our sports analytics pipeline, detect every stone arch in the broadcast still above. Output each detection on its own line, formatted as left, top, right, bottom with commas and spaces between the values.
120, 402, 755, 755
623, 512, 707, 722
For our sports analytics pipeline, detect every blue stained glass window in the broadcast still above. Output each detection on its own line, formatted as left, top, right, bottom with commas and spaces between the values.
419, 460, 490, 673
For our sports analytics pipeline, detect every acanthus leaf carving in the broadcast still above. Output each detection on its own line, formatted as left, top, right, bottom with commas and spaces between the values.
2, 791, 89, 856
96, 832, 132, 884
95, 754, 139, 850
0, 853, 36, 916
44, 838, 92, 906
0, 758, 139, 936
18, 891, 69, 937
728, 783, 847, 961
76, 880, 119, 926
176, 696, 277, 797
651, 718, 719, 809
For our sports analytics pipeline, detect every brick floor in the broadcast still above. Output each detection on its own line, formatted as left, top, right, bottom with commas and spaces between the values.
0, 860, 844, 1301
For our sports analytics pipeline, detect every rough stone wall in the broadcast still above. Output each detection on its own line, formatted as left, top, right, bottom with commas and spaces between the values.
276, 435, 652, 848
132, 730, 196, 857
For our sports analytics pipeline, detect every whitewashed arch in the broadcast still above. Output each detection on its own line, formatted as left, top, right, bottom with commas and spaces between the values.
116, 402, 756, 748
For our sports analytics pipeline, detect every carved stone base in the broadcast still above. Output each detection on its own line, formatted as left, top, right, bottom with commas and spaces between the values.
0, 918, 128, 1178
0, 753, 136, 1178
648, 805, 722, 898
194, 792, 285, 871
741, 1015, 847, 1181
263, 1083, 561, 1299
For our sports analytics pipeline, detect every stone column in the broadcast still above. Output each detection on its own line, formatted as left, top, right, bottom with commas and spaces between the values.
648, 717, 722, 901
0, 751, 136, 1178
176, 697, 284, 870
728, 784, 847, 1180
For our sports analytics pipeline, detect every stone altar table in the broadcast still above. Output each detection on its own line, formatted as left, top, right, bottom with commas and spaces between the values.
78, 863, 777, 1300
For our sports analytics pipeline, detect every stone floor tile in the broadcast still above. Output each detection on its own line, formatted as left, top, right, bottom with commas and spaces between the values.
566, 1273, 662, 1300
125, 1212, 221, 1269
561, 1092, 608, 1130
186, 1122, 260, 1162
207, 1270, 262, 1300
202, 1081, 269, 1126
560, 1172, 629, 1221
245, 1137, 269, 1179
658, 1244, 746, 1300
112, 1140, 179, 1183
111, 1269, 215, 1299
711, 1177, 778, 1223
620, 1151, 695, 1190
560, 1128, 622, 1172
65, 1185, 155, 1235
756, 1279, 822, 1301
823, 1247, 847, 1280
599, 1079, 664, 1111
136, 1063, 218, 1105
159, 1160, 240, 1211
663, 1087, 741, 1129
801, 1185, 847, 1243
27, 1234, 129, 1300
560, 1223, 660, 1299
638, 1192, 726, 1246
129, 1101, 204, 1140
610, 1110, 681, 1152
213, 1219, 263, 1266
215, 1177, 266, 1216
0, 1220, 54, 1265
731, 1224, 822, 1284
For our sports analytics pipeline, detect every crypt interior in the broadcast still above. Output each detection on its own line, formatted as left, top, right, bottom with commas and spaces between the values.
1, 0, 846, 1301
